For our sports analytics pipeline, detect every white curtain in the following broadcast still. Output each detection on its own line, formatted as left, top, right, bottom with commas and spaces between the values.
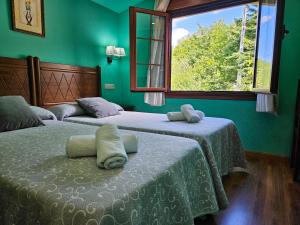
144, 0, 170, 106
256, 93, 277, 113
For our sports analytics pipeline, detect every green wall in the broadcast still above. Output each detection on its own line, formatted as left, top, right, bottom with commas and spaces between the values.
0, 0, 122, 103
118, 0, 300, 156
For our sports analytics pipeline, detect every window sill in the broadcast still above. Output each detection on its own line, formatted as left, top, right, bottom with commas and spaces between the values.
166, 91, 257, 100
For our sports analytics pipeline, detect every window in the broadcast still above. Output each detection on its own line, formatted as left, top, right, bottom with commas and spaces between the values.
130, 0, 285, 99
253, 0, 284, 93
171, 3, 258, 92
130, 7, 170, 92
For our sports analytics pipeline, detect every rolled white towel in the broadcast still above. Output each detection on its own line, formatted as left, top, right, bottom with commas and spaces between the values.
167, 112, 185, 121
167, 111, 205, 121
66, 134, 138, 158
181, 104, 201, 123
196, 111, 205, 121
181, 104, 194, 111
66, 135, 95, 158
96, 124, 128, 169
121, 134, 138, 154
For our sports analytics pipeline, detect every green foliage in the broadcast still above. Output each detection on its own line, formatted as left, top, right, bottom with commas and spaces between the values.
171, 5, 258, 91
255, 59, 272, 90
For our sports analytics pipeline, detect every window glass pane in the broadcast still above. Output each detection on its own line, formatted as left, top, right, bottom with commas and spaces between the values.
171, 3, 259, 92
149, 66, 165, 88
136, 39, 151, 64
151, 41, 165, 65
133, 9, 167, 91
152, 15, 165, 40
136, 65, 165, 88
136, 65, 149, 88
136, 12, 151, 38
254, 0, 277, 91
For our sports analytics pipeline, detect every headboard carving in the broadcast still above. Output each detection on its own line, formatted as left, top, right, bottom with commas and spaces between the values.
34, 57, 101, 108
0, 56, 36, 105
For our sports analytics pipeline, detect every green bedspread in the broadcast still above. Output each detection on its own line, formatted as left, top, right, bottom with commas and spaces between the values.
0, 122, 228, 225
65, 112, 247, 176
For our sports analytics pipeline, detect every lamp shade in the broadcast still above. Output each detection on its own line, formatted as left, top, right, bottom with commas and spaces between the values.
113, 48, 126, 57
106, 46, 115, 56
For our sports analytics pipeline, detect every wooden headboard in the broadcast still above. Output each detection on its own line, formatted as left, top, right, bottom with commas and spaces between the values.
33, 57, 101, 108
0, 56, 37, 105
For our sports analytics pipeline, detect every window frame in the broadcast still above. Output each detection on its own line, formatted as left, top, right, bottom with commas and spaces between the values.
165, 0, 285, 100
130, 7, 170, 92
129, 0, 285, 100
252, 0, 285, 93
167, 0, 258, 100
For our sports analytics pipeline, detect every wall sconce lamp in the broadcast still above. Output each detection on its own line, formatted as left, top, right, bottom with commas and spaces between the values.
106, 46, 126, 64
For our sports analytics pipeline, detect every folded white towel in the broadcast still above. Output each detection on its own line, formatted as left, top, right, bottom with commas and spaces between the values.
66, 135, 96, 158
181, 104, 201, 123
167, 111, 205, 121
121, 134, 138, 154
167, 112, 185, 121
66, 134, 138, 158
196, 110, 205, 121
96, 124, 128, 169
181, 104, 194, 111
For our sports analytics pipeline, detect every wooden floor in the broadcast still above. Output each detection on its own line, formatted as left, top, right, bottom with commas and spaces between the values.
195, 154, 300, 225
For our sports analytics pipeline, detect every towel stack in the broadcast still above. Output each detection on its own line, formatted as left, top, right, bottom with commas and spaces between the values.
66, 124, 138, 169
167, 104, 205, 123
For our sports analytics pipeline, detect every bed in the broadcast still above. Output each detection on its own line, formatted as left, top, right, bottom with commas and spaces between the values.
0, 56, 228, 225
65, 112, 246, 176
0, 121, 228, 225
31, 57, 247, 177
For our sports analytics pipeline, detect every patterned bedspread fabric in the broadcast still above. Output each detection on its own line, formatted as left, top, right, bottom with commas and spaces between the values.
65, 112, 247, 176
0, 122, 228, 225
